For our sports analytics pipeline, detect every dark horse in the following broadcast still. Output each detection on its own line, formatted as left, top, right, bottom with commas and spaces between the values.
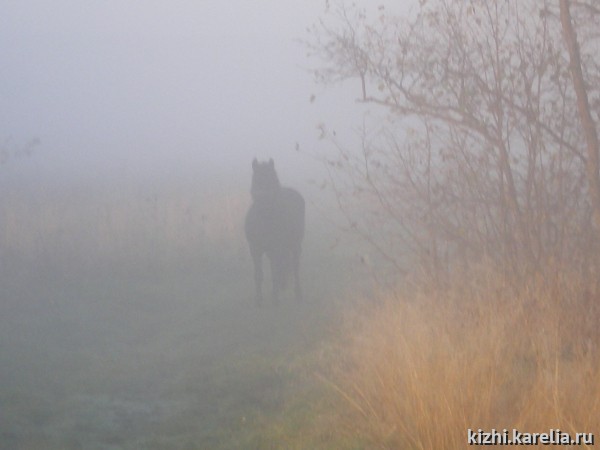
245, 158, 305, 305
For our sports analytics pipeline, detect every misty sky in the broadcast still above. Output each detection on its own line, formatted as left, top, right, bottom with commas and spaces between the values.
1, 1, 377, 188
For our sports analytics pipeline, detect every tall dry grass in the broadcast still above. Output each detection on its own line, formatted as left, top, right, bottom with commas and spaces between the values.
323, 267, 600, 449
0, 182, 249, 271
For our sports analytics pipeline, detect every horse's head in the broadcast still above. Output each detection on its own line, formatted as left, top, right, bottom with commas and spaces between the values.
251, 158, 281, 205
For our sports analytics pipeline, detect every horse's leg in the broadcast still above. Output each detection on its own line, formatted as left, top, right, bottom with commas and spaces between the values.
270, 253, 283, 304
250, 245, 264, 305
292, 244, 303, 302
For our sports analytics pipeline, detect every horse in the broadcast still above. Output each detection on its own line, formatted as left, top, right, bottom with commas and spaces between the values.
245, 158, 305, 305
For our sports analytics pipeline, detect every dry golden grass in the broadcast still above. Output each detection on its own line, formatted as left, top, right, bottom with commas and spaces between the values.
0, 183, 249, 267
322, 267, 600, 449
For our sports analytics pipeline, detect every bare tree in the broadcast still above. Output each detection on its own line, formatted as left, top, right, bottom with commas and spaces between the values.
309, 0, 600, 280
560, 0, 600, 233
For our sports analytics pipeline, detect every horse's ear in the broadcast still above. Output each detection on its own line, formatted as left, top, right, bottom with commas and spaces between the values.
268, 158, 274, 168
252, 158, 258, 170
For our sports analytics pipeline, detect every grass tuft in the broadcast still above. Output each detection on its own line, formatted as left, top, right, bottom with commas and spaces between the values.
319, 267, 600, 449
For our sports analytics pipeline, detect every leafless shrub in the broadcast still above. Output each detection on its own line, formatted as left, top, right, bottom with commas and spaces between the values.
309, 0, 600, 283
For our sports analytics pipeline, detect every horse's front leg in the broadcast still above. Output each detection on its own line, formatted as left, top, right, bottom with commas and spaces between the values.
250, 245, 264, 305
270, 253, 284, 304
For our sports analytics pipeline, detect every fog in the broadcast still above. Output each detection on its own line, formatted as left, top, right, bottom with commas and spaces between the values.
5, 0, 597, 447
0, 1, 384, 448
1, 1, 383, 187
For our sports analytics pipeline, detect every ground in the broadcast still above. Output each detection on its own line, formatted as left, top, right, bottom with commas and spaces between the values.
0, 241, 355, 450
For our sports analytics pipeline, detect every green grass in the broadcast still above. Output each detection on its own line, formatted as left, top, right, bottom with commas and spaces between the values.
0, 231, 359, 449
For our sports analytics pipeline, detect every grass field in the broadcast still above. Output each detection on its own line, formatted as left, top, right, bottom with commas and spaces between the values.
1, 183, 599, 449
0, 182, 365, 449
316, 268, 600, 448
0, 244, 358, 449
